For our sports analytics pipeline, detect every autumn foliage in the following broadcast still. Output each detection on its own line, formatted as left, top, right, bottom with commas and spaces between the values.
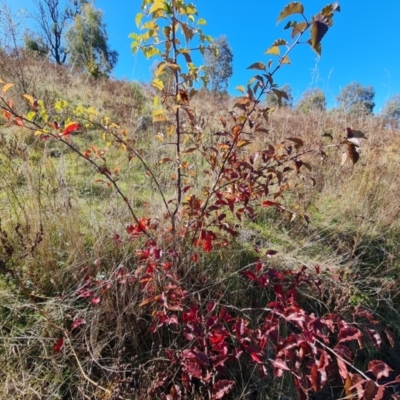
0, 1, 399, 399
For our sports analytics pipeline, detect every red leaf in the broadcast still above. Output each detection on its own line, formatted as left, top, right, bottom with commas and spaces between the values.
209, 330, 227, 346
53, 337, 65, 353
195, 352, 210, 366
310, 364, 321, 392
61, 122, 80, 136
337, 358, 348, 380
250, 352, 263, 364
373, 385, 386, 400
270, 358, 290, 372
91, 297, 101, 305
338, 326, 362, 344
294, 376, 309, 400
384, 329, 395, 347
262, 200, 282, 208
265, 249, 278, 258
182, 359, 202, 378
212, 380, 235, 400
203, 239, 213, 252
334, 345, 353, 360
71, 318, 84, 331
235, 318, 245, 336
366, 329, 382, 349
241, 270, 258, 282
363, 379, 377, 400
367, 360, 393, 380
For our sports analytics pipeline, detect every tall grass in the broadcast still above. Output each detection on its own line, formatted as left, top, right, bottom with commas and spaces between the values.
0, 52, 399, 399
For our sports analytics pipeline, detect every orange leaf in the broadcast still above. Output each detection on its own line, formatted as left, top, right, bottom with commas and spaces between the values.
13, 118, 24, 127
232, 125, 241, 139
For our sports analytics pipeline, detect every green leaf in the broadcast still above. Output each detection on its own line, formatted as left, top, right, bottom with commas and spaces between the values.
277, 2, 304, 23
246, 62, 266, 71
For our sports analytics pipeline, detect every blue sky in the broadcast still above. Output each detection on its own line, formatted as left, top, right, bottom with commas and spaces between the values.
7, 0, 400, 111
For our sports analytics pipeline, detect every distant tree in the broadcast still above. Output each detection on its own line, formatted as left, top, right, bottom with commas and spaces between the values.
23, 31, 48, 57
204, 35, 233, 92
66, 3, 118, 78
336, 82, 375, 115
265, 84, 293, 108
31, 0, 88, 64
296, 88, 326, 113
381, 94, 400, 125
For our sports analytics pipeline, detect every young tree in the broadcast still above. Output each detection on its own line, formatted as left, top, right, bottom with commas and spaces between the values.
204, 35, 233, 92
66, 2, 118, 78
31, 0, 87, 64
296, 88, 326, 113
265, 84, 293, 108
336, 81, 375, 115
381, 94, 400, 126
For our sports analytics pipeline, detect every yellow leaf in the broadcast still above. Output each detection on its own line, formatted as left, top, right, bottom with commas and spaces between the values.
154, 62, 166, 77
281, 56, 291, 64
156, 134, 164, 141
34, 130, 44, 135
148, 0, 165, 14
152, 78, 164, 91
237, 140, 251, 148
152, 109, 165, 117
153, 115, 167, 122
236, 85, 245, 93
167, 125, 175, 137
135, 12, 143, 28
23, 94, 35, 105
2, 83, 14, 93
265, 46, 280, 55
142, 46, 160, 59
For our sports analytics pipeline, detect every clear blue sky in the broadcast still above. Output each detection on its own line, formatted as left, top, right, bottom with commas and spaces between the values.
8, 0, 400, 111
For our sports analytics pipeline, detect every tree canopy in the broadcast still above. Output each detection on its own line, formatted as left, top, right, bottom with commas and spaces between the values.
336, 82, 375, 115
31, 0, 88, 64
66, 2, 118, 77
296, 88, 326, 113
381, 94, 400, 126
204, 35, 233, 92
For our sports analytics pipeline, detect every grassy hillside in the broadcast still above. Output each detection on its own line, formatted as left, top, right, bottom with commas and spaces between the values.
0, 52, 400, 399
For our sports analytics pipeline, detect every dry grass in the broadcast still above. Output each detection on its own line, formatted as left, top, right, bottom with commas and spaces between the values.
1, 52, 400, 399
